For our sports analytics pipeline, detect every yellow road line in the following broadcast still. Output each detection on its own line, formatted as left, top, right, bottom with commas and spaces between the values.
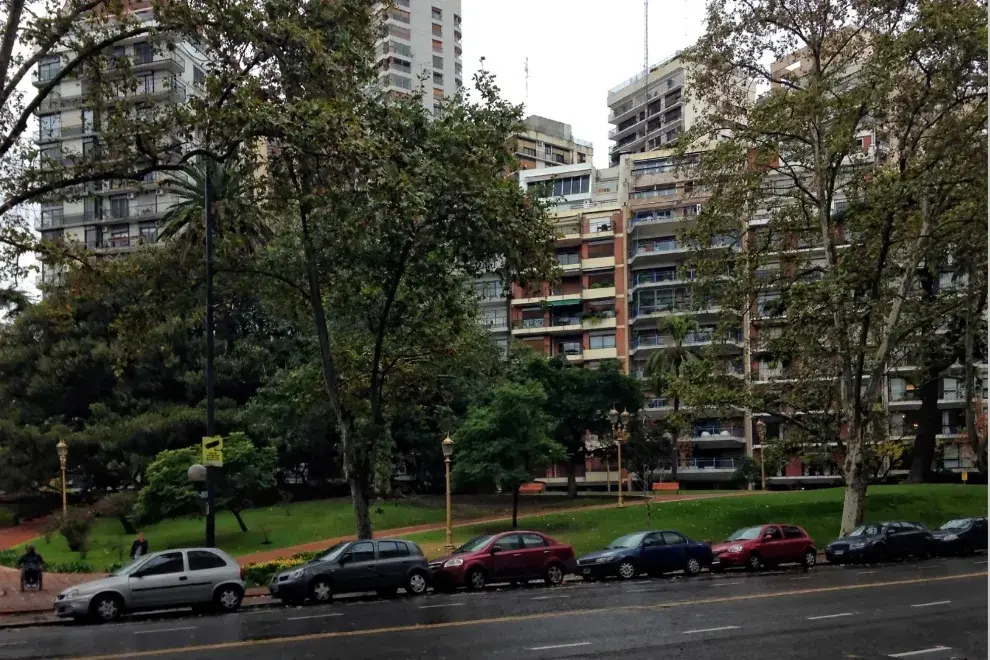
70, 571, 987, 660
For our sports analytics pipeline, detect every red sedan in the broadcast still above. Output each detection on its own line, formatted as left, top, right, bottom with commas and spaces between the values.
711, 523, 817, 571
429, 531, 577, 591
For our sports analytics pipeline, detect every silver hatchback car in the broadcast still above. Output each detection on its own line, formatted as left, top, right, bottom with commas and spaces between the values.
55, 547, 245, 622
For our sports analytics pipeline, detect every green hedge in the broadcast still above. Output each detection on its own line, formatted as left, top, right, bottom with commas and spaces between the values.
0, 506, 16, 529
242, 551, 319, 587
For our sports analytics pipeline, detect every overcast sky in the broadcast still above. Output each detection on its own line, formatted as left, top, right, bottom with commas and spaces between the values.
461, 0, 709, 168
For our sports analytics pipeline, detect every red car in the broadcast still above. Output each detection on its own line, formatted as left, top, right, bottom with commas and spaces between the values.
710, 523, 817, 572
429, 531, 576, 591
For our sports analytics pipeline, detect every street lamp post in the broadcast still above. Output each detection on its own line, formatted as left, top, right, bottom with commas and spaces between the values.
755, 419, 767, 491
609, 408, 632, 508
203, 169, 217, 548
56, 439, 68, 516
441, 435, 455, 553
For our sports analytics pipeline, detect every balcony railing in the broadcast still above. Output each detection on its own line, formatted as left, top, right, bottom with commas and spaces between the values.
514, 318, 546, 329
681, 458, 743, 470
630, 239, 683, 256
632, 270, 689, 286
554, 344, 582, 358
106, 200, 166, 220
693, 425, 744, 439
557, 253, 580, 266
644, 397, 671, 410
86, 234, 158, 250
551, 316, 582, 327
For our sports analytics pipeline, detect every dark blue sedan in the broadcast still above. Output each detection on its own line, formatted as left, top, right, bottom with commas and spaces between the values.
576, 530, 713, 580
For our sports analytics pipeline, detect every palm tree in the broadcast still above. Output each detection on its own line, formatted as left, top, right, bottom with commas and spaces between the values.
159, 160, 270, 254
644, 316, 698, 481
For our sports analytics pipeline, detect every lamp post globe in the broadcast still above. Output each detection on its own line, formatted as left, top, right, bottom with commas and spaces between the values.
609, 407, 620, 426
441, 435, 454, 458
188, 464, 208, 484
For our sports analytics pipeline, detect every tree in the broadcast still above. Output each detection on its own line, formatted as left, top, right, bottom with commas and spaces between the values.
452, 381, 564, 528
644, 316, 699, 481
134, 433, 276, 530
684, 0, 987, 534
515, 351, 642, 498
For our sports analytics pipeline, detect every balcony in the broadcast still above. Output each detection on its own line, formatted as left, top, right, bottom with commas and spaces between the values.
888, 390, 921, 408
109, 50, 185, 76
691, 426, 746, 448
87, 233, 159, 252
582, 285, 615, 301
584, 346, 618, 360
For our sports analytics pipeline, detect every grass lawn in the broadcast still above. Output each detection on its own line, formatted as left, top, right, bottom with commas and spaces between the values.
405, 485, 989, 559
5, 493, 624, 571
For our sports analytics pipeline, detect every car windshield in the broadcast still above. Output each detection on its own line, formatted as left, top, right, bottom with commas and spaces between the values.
607, 532, 649, 549
317, 542, 349, 563
939, 519, 972, 531
727, 526, 763, 541
455, 535, 497, 554
847, 524, 885, 537
113, 556, 151, 576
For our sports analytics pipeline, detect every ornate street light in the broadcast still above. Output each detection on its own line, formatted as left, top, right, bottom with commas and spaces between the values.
441, 435, 455, 552
56, 439, 68, 516
755, 419, 767, 491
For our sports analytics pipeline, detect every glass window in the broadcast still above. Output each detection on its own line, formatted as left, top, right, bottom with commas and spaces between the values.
661, 532, 687, 545
133, 41, 154, 64
727, 526, 764, 541
344, 541, 376, 563
39, 114, 60, 141
139, 222, 157, 243
431, 6, 442, 19
139, 552, 184, 576
317, 542, 348, 562
433, 55, 443, 69
433, 71, 443, 85
494, 534, 523, 550
589, 334, 615, 350
432, 23, 442, 37
377, 540, 409, 559
188, 550, 227, 571
641, 532, 664, 547
38, 55, 60, 82
763, 526, 782, 540
782, 526, 804, 539
521, 534, 547, 549
432, 39, 442, 53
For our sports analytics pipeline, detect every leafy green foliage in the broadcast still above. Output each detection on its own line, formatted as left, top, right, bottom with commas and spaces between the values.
134, 446, 201, 524
453, 381, 565, 526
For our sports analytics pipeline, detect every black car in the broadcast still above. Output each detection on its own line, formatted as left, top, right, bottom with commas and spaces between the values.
932, 517, 988, 556
575, 530, 712, 580
825, 521, 934, 564
269, 538, 431, 604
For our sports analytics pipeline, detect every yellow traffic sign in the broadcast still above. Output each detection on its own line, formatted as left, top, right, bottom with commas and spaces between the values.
961, 471, 969, 482
203, 436, 223, 467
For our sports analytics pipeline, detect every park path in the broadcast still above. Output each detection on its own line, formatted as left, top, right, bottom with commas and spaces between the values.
0, 518, 49, 551
236, 491, 759, 565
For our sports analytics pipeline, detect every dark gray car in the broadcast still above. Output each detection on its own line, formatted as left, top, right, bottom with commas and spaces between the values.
269, 538, 430, 604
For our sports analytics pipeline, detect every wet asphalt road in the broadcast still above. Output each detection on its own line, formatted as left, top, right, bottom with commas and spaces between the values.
0, 556, 986, 660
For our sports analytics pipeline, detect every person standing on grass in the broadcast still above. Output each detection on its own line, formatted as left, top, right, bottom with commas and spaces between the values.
130, 532, 149, 560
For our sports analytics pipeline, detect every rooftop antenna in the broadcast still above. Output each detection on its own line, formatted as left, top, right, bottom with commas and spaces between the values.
524, 57, 529, 107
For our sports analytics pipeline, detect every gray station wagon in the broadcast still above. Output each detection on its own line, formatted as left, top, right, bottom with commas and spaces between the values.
269, 538, 430, 604
55, 548, 245, 622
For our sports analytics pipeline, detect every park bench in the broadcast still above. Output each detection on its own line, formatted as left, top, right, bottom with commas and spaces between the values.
518, 482, 546, 494
651, 482, 680, 495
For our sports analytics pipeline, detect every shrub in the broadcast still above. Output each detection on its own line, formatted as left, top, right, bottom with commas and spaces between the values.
241, 551, 320, 586
0, 548, 17, 567
94, 492, 138, 534
48, 560, 94, 573
0, 506, 16, 529
55, 507, 96, 554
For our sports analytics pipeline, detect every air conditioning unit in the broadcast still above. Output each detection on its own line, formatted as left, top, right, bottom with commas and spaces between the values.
126, 192, 137, 199
156, 188, 166, 196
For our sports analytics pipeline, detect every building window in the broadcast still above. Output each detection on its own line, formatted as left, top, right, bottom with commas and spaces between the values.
41, 228, 64, 243
80, 109, 95, 133
390, 58, 412, 74
40, 144, 62, 164
193, 66, 206, 88
454, 13, 461, 25
388, 73, 412, 90
389, 24, 411, 39
473, 280, 503, 299
578, 153, 586, 163
139, 222, 158, 243
84, 225, 102, 248
454, 30, 461, 42
522, 147, 536, 157
482, 308, 507, 329
432, 71, 443, 85
82, 137, 99, 157
38, 55, 60, 82
133, 41, 154, 64
433, 87, 443, 98
109, 195, 129, 219
433, 55, 443, 69
455, 62, 462, 76
455, 78, 462, 89
432, 39, 443, 53
432, 23, 442, 37
386, 7, 410, 23
431, 6, 442, 19
39, 114, 60, 141
40, 204, 62, 228
527, 175, 590, 198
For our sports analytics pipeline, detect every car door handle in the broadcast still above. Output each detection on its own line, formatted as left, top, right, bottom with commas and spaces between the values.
512, 553, 522, 557
178, 576, 188, 581
543, 550, 550, 555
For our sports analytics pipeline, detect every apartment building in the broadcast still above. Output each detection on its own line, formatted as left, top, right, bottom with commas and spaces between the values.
33, 2, 208, 278
375, 0, 463, 112
510, 115, 593, 171
606, 52, 700, 166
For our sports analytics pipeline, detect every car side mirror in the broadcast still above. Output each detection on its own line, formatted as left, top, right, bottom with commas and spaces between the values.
490, 545, 502, 555
763, 535, 775, 542
339, 554, 352, 565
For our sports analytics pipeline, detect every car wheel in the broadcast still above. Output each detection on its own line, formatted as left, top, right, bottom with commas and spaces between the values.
466, 568, 486, 591
544, 563, 565, 586
746, 553, 762, 571
406, 571, 429, 596
617, 560, 636, 580
90, 593, 123, 623
684, 557, 702, 577
309, 577, 334, 604
802, 549, 817, 569
214, 585, 243, 613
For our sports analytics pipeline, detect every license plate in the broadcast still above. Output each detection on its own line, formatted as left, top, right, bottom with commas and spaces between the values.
711, 558, 720, 565
582, 568, 591, 574
834, 550, 844, 555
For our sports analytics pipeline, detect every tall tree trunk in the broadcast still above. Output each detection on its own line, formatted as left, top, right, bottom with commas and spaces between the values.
511, 486, 520, 529
670, 395, 680, 481
963, 256, 985, 474
118, 516, 136, 535
230, 507, 248, 533
297, 192, 373, 539
906, 374, 940, 483
840, 426, 869, 536
565, 456, 578, 499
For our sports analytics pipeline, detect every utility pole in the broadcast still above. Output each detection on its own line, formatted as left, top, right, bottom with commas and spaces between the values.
204, 165, 216, 548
